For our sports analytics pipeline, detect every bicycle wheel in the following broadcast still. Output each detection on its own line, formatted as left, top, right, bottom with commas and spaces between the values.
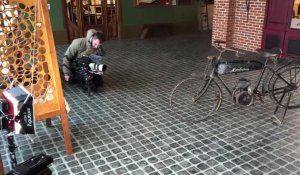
170, 77, 222, 122
269, 65, 300, 109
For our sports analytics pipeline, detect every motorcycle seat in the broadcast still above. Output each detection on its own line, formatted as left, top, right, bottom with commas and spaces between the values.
256, 48, 281, 58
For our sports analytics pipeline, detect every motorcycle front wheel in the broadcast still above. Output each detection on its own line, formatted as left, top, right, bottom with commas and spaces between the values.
170, 77, 222, 122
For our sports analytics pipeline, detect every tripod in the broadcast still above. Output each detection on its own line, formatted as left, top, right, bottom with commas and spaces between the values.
7, 117, 18, 170
2, 115, 53, 175
0, 111, 18, 170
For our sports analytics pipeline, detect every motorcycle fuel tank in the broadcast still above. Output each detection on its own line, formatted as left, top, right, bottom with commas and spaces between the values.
216, 60, 264, 75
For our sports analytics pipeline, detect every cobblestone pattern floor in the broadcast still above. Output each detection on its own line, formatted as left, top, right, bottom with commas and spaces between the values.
1, 32, 300, 175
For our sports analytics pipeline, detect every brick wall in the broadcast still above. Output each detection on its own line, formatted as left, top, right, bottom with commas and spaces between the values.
212, 0, 267, 51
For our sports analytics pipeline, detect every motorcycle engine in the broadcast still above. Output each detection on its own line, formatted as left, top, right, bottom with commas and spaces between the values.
232, 78, 254, 106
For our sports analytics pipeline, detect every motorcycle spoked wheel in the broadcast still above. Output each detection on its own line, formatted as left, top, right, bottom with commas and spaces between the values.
170, 77, 222, 122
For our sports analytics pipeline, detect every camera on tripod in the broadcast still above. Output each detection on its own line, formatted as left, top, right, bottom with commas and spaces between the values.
76, 54, 107, 72
1, 86, 53, 175
0, 86, 34, 135
74, 55, 107, 95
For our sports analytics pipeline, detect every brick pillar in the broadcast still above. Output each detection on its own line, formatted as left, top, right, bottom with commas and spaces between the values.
212, 0, 267, 51
230, 0, 266, 51
212, 0, 235, 47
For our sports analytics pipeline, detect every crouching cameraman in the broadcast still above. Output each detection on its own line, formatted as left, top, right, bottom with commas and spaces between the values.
62, 29, 106, 88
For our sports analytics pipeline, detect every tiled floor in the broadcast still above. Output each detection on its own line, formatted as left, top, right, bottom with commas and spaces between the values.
1, 32, 300, 175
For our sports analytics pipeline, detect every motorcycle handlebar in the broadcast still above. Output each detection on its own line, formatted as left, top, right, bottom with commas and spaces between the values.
212, 40, 246, 59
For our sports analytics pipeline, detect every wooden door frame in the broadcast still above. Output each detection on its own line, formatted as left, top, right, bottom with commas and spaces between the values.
61, 0, 84, 43
61, 0, 70, 43
117, 0, 122, 39
262, 0, 299, 56
61, 0, 121, 43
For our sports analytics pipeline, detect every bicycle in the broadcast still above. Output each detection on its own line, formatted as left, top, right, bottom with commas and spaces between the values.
170, 40, 300, 124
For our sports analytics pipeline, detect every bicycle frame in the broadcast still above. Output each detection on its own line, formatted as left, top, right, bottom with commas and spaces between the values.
211, 64, 289, 98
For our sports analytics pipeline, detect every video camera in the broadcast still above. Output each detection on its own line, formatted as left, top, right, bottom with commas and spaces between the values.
74, 55, 107, 95
75, 54, 107, 74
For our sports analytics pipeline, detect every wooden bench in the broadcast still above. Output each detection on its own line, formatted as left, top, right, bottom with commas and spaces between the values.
140, 23, 173, 39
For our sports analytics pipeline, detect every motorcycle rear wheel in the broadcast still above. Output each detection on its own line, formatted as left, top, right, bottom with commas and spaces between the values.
269, 65, 300, 109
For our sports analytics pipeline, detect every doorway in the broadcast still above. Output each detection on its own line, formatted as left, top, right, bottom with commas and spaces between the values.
262, 0, 300, 56
63, 0, 119, 43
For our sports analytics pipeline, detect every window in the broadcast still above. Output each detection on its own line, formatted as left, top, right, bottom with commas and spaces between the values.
135, 0, 192, 6
177, 0, 192, 5
207, 0, 214, 4
291, 0, 300, 29
136, 0, 171, 6
82, 0, 103, 25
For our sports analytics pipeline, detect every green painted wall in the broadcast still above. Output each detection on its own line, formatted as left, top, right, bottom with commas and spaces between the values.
48, 1, 198, 30
121, 1, 198, 25
48, 0, 64, 31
